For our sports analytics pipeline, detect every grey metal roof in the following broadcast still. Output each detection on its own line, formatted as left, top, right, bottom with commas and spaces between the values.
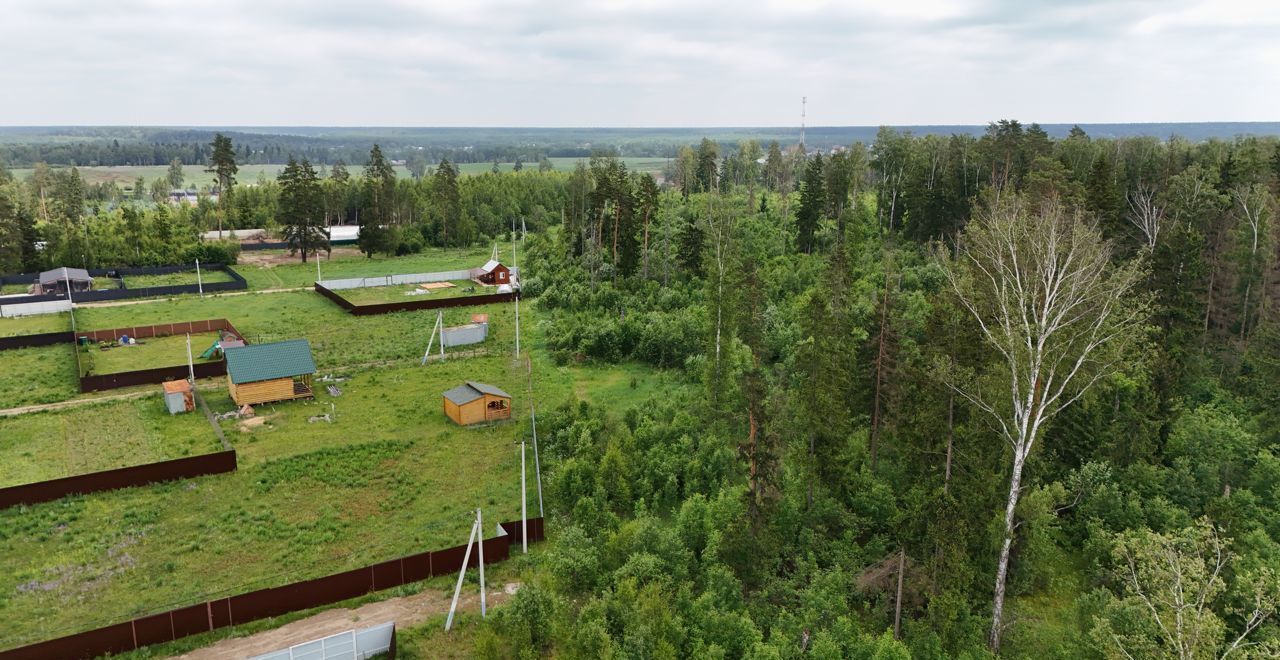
39, 267, 93, 284
225, 339, 316, 384
479, 260, 503, 273
443, 384, 483, 405
467, 381, 510, 398
443, 381, 511, 405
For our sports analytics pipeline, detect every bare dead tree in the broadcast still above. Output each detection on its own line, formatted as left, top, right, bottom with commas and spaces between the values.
1127, 184, 1164, 249
940, 196, 1148, 652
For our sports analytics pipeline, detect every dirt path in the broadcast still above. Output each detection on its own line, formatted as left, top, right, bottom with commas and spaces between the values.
0, 382, 223, 417
169, 583, 520, 659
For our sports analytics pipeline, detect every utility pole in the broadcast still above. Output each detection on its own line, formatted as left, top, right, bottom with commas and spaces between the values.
186, 333, 195, 385
65, 267, 76, 333
800, 96, 807, 151
521, 439, 528, 553
195, 259, 204, 298
444, 509, 487, 631
477, 508, 486, 617
531, 406, 544, 516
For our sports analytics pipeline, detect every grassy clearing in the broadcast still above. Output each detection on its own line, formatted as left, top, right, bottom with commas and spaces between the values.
337, 280, 486, 305
123, 270, 235, 289
0, 398, 221, 487
0, 345, 79, 408
0, 358, 526, 648
78, 292, 521, 370
0, 291, 690, 648
238, 246, 490, 290
78, 332, 222, 376
0, 313, 71, 337
7, 164, 334, 188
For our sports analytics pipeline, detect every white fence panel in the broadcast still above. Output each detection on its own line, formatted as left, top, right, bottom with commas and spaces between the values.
442, 322, 488, 347
320, 269, 475, 291
0, 299, 73, 318
251, 622, 394, 660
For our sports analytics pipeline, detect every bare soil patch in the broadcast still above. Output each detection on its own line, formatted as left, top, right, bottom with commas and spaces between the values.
169, 582, 519, 659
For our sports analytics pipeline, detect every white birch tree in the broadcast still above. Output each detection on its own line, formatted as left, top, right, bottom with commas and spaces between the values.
1127, 184, 1164, 249
1093, 520, 1278, 660
940, 195, 1148, 651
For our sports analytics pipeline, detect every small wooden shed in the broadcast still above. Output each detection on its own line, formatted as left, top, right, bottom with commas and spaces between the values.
474, 260, 510, 286
224, 339, 316, 406
162, 379, 194, 415
442, 381, 511, 425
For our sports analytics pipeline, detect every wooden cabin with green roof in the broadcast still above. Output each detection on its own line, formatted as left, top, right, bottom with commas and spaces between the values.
224, 339, 317, 406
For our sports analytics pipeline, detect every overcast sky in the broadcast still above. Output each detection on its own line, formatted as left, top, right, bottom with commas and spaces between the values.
2, 0, 1277, 127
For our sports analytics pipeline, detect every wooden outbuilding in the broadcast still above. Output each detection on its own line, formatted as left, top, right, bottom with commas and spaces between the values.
224, 339, 316, 406
442, 381, 511, 425
162, 379, 195, 415
474, 260, 511, 286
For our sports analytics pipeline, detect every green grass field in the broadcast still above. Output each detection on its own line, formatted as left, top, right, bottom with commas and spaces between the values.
337, 280, 485, 305
0, 347, 682, 648
0, 313, 71, 337
240, 246, 490, 290
0, 345, 79, 409
77, 292, 519, 370
0, 398, 221, 488
79, 332, 222, 376
0, 356, 531, 647
123, 270, 235, 289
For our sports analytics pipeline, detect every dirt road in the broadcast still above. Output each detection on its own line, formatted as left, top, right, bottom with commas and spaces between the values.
169, 583, 519, 659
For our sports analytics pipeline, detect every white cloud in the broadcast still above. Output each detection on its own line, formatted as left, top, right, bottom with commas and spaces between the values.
0, 0, 1276, 125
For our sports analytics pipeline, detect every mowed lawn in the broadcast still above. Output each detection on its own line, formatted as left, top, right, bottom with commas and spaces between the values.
239, 246, 491, 290
337, 280, 486, 305
79, 332, 223, 376
0, 344, 79, 408
0, 398, 221, 487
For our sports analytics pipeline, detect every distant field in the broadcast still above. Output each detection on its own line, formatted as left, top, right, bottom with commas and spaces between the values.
0, 398, 220, 487
9, 156, 668, 187
79, 332, 222, 376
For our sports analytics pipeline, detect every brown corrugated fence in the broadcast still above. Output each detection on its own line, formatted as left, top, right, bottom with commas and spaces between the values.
0, 517, 545, 659
315, 282, 518, 316
76, 319, 244, 393
0, 450, 237, 509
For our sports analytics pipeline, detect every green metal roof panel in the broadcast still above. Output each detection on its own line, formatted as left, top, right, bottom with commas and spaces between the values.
225, 339, 316, 384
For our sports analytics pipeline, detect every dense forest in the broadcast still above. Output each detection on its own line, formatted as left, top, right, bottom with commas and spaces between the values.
2, 122, 1280, 657
2, 123, 1278, 169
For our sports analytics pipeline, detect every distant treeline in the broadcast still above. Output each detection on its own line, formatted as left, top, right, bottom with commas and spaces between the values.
4, 123, 1280, 169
